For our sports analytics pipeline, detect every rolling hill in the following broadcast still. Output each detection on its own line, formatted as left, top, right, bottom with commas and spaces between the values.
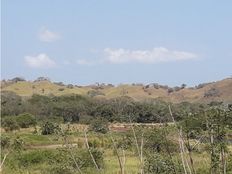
1, 77, 232, 103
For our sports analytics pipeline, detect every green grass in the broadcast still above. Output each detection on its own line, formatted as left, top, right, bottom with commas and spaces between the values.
104, 150, 139, 174
1, 125, 232, 174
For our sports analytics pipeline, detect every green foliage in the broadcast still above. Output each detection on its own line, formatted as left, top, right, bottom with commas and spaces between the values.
179, 112, 204, 139
0, 136, 11, 149
19, 150, 55, 167
116, 133, 133, 150
15, 113, 36, 128
1, 113, 36, 132
12, 137, 24, 152
48, 148, 104, 173
144, 153, 181, 174
1, 91, 24, 116
2, 117, 20, 132
41, 121, 61, 135
1, 92, 214, 124
89, 118, 109, 134
144, 128, 178, 153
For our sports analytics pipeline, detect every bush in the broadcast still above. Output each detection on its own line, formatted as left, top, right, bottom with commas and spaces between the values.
144, 153, 181, 174
67, 84, 74, 89
19, 150, 55, 167
12, 137, 24, 152
0, 136, 11, 149
2, 117, 20, 132
16, 113, 36, 128
167, 88, 174, 93
11, 77, 25, 83
41, 122, 61, 135
89, 118, 109, 134
87, 90, 105, 97
204, 88, 220, 97
144, 128, 178, 153
50, 148, 104, 172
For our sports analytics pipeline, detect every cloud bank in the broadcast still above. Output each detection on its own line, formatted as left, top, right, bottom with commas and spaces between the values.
24, 54, 56, 68
103, 47, 197, 64
38, 27, 60, 42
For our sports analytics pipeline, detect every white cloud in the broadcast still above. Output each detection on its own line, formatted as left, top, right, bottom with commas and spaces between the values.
24, 54, 57, 68
38, 27, 60, 42
103, 47, 197, 64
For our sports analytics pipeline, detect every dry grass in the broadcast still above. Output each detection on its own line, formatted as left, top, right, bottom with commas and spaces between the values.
1, 78, 232, 103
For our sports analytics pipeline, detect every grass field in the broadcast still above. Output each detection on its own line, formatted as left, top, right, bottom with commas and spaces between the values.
1, 124, 232, 174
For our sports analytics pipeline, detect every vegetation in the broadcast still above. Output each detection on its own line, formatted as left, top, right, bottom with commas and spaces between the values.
1, 91, 232, 174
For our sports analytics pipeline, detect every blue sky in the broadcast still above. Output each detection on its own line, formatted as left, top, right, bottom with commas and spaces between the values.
2, 0, 232, 86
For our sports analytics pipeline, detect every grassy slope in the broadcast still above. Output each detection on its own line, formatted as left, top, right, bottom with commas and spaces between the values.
1, 78, 232, 103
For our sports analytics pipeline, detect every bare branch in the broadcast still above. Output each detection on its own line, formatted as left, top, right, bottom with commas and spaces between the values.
84, 129, 100, 171
110, 135, 124, 174
0, 151, 10, 172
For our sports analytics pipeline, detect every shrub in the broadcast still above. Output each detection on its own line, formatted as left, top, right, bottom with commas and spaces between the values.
204, 88, 220, 97
167, 88, 174, 93
2, 117, 20, 132
0, 136, 11, 149
87, 90, 105, 97
144, 128, 178, 153
11, 77, 25, 83
89, 118, 109, 134
19, 150, 55, 167
41, 121, 61, 135
34, 77, 50, 82
67, 84, 74, 89
16, 113, 36, 128
49, 148, 104, 171
12, 137, 24, 152
144, 153, 181, 174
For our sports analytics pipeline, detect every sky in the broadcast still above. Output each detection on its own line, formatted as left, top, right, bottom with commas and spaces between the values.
1, 0, 232, 86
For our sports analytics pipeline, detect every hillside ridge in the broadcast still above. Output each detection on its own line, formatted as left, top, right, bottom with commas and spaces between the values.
1, 77, 232, 103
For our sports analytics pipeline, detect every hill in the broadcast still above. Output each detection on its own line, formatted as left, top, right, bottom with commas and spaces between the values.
1, 77, 232, 103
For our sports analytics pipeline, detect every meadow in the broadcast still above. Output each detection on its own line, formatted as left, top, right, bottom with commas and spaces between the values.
1, 121, 232, 174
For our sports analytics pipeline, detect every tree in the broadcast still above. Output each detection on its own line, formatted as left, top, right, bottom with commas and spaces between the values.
1, 91, 24, 116
181, 84, 187, 89
2, 117, 20, 132
203, 107, 232, 174
16, 113, 36, 128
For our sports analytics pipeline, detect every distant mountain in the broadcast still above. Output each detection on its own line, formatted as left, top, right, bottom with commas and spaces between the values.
1, 77, 232, 103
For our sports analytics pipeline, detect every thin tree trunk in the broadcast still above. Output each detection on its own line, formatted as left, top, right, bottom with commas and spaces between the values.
163, 128, 177, 174
0, 152, 9, 172
129, 115, 141, 159
84, 130, 100, 171
122, 149, 126, 173
61, 128, 83, 174
129, 115, 144, 174
187, 134, 196, 174
210, 128, 215, 174
179, 131, 188, 174
140, 132, 144, 174
169, 105, 188, 174
110, 136, 124, 174
180, 133, 192, 174
68, 146, 83, 174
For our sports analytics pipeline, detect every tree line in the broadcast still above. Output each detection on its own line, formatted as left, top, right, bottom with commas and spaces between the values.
1, 91, 213, 124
